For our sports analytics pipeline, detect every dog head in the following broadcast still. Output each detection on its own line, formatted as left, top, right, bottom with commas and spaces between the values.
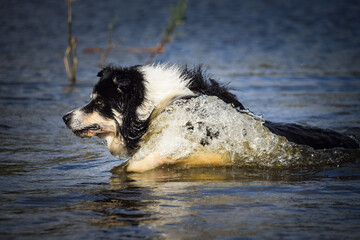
63, 66, 149, 157
63, 64, 241, 159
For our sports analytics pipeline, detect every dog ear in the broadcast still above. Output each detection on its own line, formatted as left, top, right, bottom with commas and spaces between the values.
113, 76, 131, 93
97, 67, 111, 78
97, 70, 104, 77
97, 66, 113, 78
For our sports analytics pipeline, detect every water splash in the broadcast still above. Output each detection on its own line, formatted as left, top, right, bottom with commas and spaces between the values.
133, 96, 357, 168
236, 107, 264, 123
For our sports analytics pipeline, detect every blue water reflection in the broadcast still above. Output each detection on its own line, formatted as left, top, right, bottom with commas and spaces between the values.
0, 0, 360, 239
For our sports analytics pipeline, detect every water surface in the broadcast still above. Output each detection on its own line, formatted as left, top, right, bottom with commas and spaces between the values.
1, 0, 360, 239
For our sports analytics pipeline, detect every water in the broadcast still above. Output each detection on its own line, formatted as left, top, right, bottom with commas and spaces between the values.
131, 95, 358, 170
1, 0, 360, 239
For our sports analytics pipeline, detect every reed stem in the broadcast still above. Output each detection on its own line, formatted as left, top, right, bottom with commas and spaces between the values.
64, 0, 77, 83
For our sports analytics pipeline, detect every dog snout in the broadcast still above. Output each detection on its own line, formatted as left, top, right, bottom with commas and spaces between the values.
62, 112, 72, 127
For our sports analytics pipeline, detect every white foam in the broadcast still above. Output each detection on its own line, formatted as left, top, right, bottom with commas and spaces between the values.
132, 96, 354, 168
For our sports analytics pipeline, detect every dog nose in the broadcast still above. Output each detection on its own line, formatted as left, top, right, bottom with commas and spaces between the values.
62, 112, 72, 126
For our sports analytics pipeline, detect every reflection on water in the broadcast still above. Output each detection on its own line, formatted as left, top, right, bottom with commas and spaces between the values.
1, 0, 360, 239
79, 166, 360, 239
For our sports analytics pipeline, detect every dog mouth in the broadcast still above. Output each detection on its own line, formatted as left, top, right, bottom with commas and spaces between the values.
73, 124, 101, 138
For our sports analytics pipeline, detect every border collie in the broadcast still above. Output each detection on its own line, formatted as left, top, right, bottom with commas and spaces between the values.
63, 64, 358, 172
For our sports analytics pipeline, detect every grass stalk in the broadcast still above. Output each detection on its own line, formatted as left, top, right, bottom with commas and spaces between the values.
145, 0, 188, 64
98, 17, 118, 68
64, 0, 77, 83
126, 0, 188, 65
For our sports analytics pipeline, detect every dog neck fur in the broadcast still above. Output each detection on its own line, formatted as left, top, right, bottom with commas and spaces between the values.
104, 109, 130, 157
103, 134, 129, 157
137, 64, 196, 120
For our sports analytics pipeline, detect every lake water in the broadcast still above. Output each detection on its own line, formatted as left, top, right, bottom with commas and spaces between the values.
1, 0, 360, 239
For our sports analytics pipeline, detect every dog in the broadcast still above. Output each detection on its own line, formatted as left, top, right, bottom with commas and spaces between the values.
63, 64, 358, 172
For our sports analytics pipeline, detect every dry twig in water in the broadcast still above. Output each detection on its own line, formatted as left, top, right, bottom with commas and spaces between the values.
64, 0, 77, 83
98, 17, 118, 68
127, 0, 188, 64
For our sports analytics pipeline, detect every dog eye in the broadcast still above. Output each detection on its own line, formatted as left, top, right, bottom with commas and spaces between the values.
96, 99, 103, 105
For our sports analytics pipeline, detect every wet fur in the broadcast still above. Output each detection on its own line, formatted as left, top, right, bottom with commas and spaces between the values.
63, 64, 359, 172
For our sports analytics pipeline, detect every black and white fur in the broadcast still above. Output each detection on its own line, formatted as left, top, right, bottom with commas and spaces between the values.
63, 64, 358, 172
